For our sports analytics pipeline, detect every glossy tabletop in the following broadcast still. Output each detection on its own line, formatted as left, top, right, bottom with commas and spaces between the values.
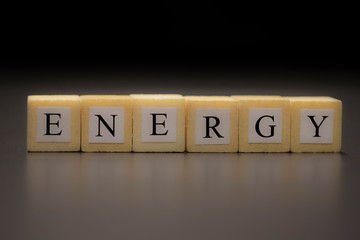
1, 69, 359, 240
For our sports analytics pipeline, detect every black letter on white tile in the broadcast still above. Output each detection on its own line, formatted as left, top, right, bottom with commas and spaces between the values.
308, 115, 328, 137
255, 115, 275, 138
44, 113, 62, 135
95, 115, 117, 137
203, 116, 224, 138
150, 113, 168, 135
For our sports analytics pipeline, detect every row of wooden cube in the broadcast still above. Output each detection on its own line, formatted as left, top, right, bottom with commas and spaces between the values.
27, 95, 342, 153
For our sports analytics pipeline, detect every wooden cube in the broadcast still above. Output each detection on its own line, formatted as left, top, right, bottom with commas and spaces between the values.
131, 94, 185, 152
231, 95, 290, 152
80, 95, 133, 152
185, 96, 238, 152
286, 96, 342, 152
27, 95, 80, 152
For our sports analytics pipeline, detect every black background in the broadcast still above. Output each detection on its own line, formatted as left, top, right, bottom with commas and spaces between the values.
1, 4, 359, 76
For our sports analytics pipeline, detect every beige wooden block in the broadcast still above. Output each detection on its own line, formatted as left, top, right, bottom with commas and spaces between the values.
27, 95, 80, 152
81, 95, 132, 152
285, 96, 342, 153
186, 96, 238, 152
232, 95, 290, 152
131, 94, 185, 152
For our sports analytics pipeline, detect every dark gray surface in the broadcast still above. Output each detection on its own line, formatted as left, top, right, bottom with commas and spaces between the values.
0, 69, 360, 240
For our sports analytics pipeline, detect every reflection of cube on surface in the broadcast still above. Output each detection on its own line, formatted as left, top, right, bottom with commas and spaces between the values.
80, 95, 133, 152
185, 96, 238, 152
231, 95, 290, 152
131, 94, 185, 152
27, 95, 80, 152
285, 96, 342, 153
